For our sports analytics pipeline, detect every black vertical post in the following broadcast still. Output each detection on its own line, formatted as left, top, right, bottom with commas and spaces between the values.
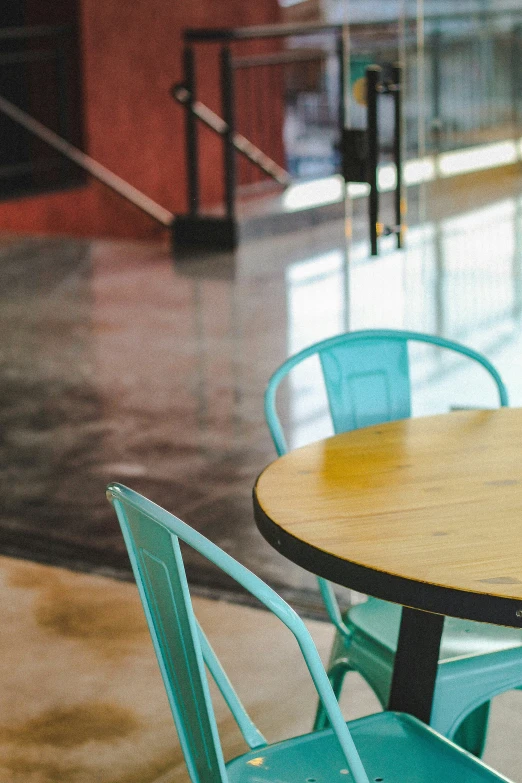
431, 31, 442, 153
510, 25, 522, 130
366, 65, 381, 257
221, 45, 236, 220
184, 45, 199, 216
392, 63, 403, 249
336, 29, 347, 137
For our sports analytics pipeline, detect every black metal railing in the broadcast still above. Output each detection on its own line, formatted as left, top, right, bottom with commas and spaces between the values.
177, 23, 347, 222
174, 22, 407, 253
348, 8, 522, 156
172, 23, 353, 250
175, 9, 522, 252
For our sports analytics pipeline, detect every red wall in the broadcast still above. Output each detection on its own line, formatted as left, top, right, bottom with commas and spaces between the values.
0, 0, 282, 239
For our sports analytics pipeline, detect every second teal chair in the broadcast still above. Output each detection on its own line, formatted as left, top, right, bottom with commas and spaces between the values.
265, 328, 522, 756
107, 483, 514, 783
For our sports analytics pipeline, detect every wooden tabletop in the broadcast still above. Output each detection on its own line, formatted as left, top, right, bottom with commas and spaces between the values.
254, 408, 522, 627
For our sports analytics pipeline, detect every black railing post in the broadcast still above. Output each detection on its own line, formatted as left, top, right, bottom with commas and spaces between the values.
430, 31, 442, 153
220, 45, 236, 220
392, 63, 404, 249
336, 28, 347, 136
184, 45, 199, 216
510, 24, 522, 129
366, 65, 380, 256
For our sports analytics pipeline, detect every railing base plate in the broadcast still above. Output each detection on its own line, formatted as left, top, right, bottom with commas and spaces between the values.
173, 192, 346, 254
173, 215, 238, 252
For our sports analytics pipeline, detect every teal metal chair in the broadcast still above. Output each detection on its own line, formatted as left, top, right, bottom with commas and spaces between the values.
265, 328, 522, 756
107, 482, 514, 783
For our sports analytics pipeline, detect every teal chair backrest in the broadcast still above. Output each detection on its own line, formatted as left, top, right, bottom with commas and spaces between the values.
107, 483, 371, 783
265, 328, 508, 455
265, 329, 508, 627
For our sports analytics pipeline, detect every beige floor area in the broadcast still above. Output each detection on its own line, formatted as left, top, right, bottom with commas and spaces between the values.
0, 554, 521, 783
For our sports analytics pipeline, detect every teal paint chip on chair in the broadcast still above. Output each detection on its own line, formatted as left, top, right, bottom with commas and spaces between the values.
107, 483, 514, 783
264, 328, 518, 756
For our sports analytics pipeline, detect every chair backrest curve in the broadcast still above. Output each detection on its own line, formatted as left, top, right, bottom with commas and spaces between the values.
107, 483, 371, 783
265, 329, 508, 455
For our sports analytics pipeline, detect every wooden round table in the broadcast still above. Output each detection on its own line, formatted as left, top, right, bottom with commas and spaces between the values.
253, 408, 522, 722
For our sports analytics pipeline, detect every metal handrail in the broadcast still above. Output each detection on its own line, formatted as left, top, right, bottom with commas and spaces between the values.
172, 85, 290, 186
185, 9, 522, 43
232, 48, 327, 70
0, 94, 173, 227
184, 22, 345, 42
179, 21, 346, 230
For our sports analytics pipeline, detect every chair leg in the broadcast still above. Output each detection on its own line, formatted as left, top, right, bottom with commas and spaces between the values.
313, 658, 351, 731
451, 701, 491, 758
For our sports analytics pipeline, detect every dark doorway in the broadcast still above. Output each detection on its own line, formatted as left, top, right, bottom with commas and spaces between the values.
0, 0, 84, 200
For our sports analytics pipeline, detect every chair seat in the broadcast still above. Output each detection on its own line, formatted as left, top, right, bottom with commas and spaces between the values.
349, 598, 522, 662
227, 712, 509, 782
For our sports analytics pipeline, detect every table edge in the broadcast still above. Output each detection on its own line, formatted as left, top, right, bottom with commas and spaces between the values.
253, 483, 522, 628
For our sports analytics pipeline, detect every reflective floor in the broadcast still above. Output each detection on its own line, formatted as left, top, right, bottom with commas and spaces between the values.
2, 167, 522, 613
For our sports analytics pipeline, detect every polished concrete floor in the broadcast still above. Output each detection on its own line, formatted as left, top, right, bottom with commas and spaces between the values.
2, 167, 522, 616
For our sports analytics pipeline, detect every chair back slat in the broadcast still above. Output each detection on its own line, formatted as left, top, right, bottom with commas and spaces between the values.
114, 497, 227, 783
319, 336, 411, 432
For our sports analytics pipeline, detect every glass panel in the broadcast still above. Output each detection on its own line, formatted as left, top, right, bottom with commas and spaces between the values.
415, 0, 522, 229
324, 1, 522, 257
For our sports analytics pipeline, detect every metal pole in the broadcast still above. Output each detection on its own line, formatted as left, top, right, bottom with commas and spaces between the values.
171, 84, 290, 184
220, 45, 236, 220
430, 31, 442, 153
366, 65, 381, 256
183, 46, 199, 216
336, 29, 346, 135
510, 25, 522, 130
392, 63, 404, 249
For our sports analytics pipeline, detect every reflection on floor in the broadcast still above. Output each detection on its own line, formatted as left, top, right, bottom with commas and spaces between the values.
1, 553, 520, 783
2, 170, 522, 615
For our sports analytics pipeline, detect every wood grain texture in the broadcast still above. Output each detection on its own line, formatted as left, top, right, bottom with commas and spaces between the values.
255, 409, 522, 602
